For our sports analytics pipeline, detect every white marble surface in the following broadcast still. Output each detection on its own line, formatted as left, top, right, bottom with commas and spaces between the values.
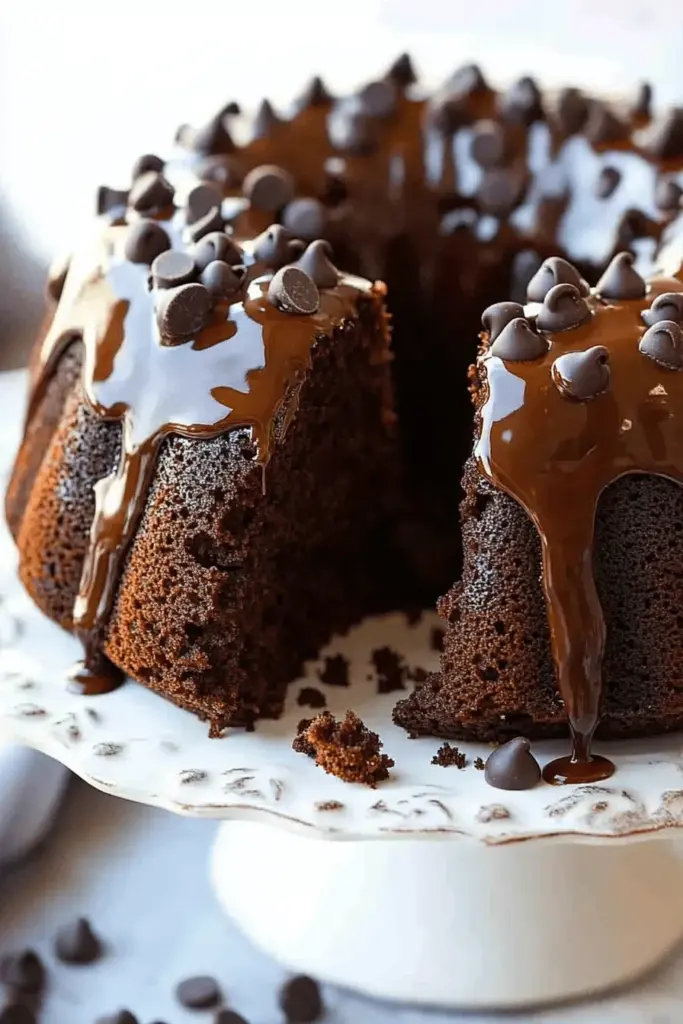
1, 775, 682, 1024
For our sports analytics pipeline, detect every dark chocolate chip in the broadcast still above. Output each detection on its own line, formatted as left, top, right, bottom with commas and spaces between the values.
124, 220, 171, 265
156, 283, 212, 341
295, 76, 333, 109
0, 1005, 36, 1024
193, 231, 243, 271
187, 206, 225, 243
0, 952, 44, 994
481, 301, 525, 342
54, 917, 103, 964
527, 256, 589, 303
552, 345, 610, 400
655, 177, 683, 212
128, 171, 175, 213
253, 225, 304, 269
584, 103, 629, 146
295, 240, 340, 288
200, 260, 245, 299
387, 52, 417, 88
447, 63, 488, 98
131, 153, 164, 181
642, 291, 683, 327
181, 112, 235, 155
596, 166, 621, 200
489, 318, 548, 361
470, 120, 508, 169
510, 249, 542, 305
151, 250, 197, 289
215, 1012, 250, 1024
252, 99, 280, 139
616, 207, 658, 248
46, 253, 70, 302
243, 165, 295, 213
175, 975, 221, 1010
536, 283, 591, 332
97, 186, 129, 216
477, 168, 525, 216
631, 81, 652, 120
484, 737, 541, 791
639, 320, 683, 369
555, 87, 588, 135
282, 198, 327, 240
279, 975, 324, 1023
186, 183, 223, 225
95, 1012, 138, 1024
358, 80, 397, 119
646, 108, 683, 160
595, 251, 647, 300
499, 76, 543, 126
196, 155, 242, 189
267, 267, 320, 315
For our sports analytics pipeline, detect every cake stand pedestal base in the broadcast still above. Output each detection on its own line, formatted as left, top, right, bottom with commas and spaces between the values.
210, 821, 683, 1011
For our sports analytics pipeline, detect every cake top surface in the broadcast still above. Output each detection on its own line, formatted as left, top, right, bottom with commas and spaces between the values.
475, 253, 683, 781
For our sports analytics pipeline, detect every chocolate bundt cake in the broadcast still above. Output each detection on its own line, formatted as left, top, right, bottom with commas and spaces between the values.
8, 55, 683, 768
394, 252, 683, 782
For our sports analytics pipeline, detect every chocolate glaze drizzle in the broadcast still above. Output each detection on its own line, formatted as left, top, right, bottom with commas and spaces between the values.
30, 211, 371, 692
476, 262, 683, 784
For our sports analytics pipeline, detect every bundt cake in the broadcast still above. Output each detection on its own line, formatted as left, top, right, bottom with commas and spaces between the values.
8, 56, 683, 770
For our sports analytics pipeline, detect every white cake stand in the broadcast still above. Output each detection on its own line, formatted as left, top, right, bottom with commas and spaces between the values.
2, 371, 683, 1011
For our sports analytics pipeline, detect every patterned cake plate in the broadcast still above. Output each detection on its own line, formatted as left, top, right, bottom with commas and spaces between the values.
3, 367, 683, 1011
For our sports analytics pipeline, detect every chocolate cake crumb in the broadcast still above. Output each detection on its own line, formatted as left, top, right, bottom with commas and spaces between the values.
476, 803, 510, 823
371, 645, 407, 694
317, 654, 350, 687
292, 711, 394, 787
215, 1011, 250, 1024
175, 975, 221, 1010
297, 687, 327, 709
431, 743, 467, 768
430, 626, 446, 652
315, 800, 345, 811
474, 757, 486, 770
408, 665, 429, 684
279, 975, 324, 1023
292, 718, 315, 757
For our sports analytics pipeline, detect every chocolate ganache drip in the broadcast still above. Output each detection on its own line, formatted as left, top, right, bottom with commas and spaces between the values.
29, 174, 371, 693
475, 253, 683, 784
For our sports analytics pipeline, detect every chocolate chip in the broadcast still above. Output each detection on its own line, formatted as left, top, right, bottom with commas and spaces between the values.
387, 52, 417, 88
646, 108, 683, 159
279, 976, 323, 1023
596, 166, 621, 199
430, 95, 467, 135
196, 155, 242, 189
295, 240, 340, 288
296, 76, 333, 109
243, 164, 295, 213
447, 63, 488, 98
131, 153, 164, 181
358, 80, 396, 119
175, 975, 221, 1010
470, 121, 508, 169
181, 112, 235, 155
584, 103, 629, 146
151, 250, 197, 289
252, 99, 280, 139
267, 267, 320, 315
200, 260, 245, 299
527, 256, 589, 303
477, 168, 525, 216
489, 318, 548, 361
536, 282, 591, 332
253, 225, 304, 269
0, 1006, 36, 1024
642, 291, 683, 327
0, 952, 44, 994
187, 206, 225, 243
97, 186, 129, 216
124, 220, 171, 265
54, 917, 103, 964
484, 737, 541, 791
46, 253, 70, 302
481, 301, 524, 341
499, 76, 543, 126
128, 171, 175, 213
193, 231, 243, 271
655, 177, 682, 212
282, 198, 327, 240
186, 183, 223, 225
552, 345, 610, 400
215, 1012, 250, 1024
156, 283, 212, 341
95, 1012, 138, 1024
616, 207, 658, 249
510, 249, 542, 304
639, 321, 683, 369
555, 87, 588, 135
595, 251, 647, 300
